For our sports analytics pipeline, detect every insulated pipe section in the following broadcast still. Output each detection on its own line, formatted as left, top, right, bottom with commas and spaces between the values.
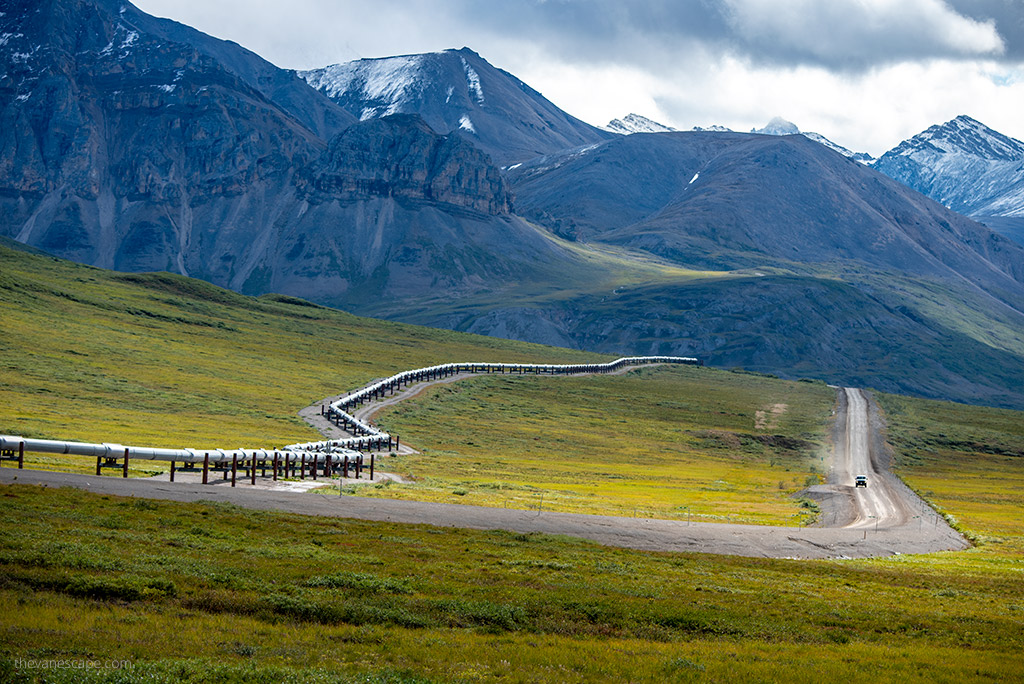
0, 436, 360, 467
290, 356, 700, 452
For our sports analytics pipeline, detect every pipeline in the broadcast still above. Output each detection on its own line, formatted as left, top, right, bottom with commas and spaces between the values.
0, 436, 360, 468
1, 355, 699, 475
289, 356, 700, 452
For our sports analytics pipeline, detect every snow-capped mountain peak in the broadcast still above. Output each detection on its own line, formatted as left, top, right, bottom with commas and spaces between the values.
889, 115, 1024, 162
298, 47, 609, 164
873, 115, 1024, 218
752, 117, 873, 162
691, 124, 733, 132
604, 113, 676, 135
751, 117, 800, 136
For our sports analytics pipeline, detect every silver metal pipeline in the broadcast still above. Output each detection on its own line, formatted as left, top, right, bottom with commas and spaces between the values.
292, 355, 699, 452
0, 435, 359, 466
2, 356, 698, 468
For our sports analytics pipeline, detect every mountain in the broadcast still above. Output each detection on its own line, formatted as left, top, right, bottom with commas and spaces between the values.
604, 113, 676, 135
508, 131, 1024, 289
873, 116, 1024, 246
752, 117, 874, 163
298, 48, 611, 165
499, 130, 1024, 407
3, 0, 1024, 409
0, 0, 586, 305
0, 0, 330, 274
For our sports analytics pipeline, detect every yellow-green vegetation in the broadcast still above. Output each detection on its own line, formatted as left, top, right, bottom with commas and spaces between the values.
0, 242, 601, 473
0, 485, 1022, 683
368, 368, 835, 524
1, 241, 832, 523
878, 392, 1024, 558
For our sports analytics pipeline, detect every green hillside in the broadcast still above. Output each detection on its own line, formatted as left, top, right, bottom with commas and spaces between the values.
1, 240, 1023, 681
0, 239, 603, 450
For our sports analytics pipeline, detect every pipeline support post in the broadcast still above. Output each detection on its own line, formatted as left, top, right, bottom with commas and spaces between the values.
122, 448, 129, 478
95, 456, 102, 477
170, 460, 176, 483
370, 453, 374, 481
202, 452, 209, 484
273, 451, 279, 481
231, 453, 237, 487
18, 441, 24, 469
251, 455, 257, 485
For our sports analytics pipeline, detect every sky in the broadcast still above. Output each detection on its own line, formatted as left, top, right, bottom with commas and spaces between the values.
132, 0, 1024, 156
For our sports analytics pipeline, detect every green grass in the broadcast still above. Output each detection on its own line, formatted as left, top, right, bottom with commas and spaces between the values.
367, 367, 835, 524
1, 242, 832, 523
0, 485, 1022, 682
0, 243, 602, 472
876, 392, 1024, 556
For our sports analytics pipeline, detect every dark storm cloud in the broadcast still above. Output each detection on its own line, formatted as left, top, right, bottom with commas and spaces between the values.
947, 0, 1024, 60
445, 0, 1010, 72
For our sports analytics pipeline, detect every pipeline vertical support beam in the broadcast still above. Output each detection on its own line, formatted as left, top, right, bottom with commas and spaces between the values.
370, 453, 374, 481
122, 448, 129, 478
285, 453, 291, 479
231, 453, 237, 487
18, 441, 24, 469
95, 456, 102, 477
312, 454, 317, 480
396, 435, 400, 450
251, 456, 257, 485
202, 453, 209, 484
343, 456, 348, 479
170, 460, 176, 483
273, 452, 279, 481
301, 453, 306, 480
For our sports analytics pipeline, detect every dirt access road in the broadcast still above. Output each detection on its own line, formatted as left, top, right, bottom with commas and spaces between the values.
1, 375, 968, 558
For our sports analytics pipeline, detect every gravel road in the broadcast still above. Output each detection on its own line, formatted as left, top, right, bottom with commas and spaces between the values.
0, 383, 968, 559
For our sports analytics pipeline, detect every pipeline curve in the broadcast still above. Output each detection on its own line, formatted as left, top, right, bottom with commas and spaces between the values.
0, 356, 698, 471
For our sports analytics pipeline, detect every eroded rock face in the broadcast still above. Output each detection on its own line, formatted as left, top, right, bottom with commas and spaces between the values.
302, 115, 511, 216
0, 0, 519, 292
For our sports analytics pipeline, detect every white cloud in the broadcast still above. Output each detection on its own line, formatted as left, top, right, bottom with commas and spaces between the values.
131, 0, 1024, 154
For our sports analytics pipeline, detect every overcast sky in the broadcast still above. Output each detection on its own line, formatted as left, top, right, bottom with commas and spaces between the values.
132, 0, 1024, 156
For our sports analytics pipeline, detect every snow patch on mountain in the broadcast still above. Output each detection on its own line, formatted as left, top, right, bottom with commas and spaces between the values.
604, 113, 676, 135
692, 124, 732, 132
299, 54, 427, 112
461, 56, 484, 105
459, 114, 476, 133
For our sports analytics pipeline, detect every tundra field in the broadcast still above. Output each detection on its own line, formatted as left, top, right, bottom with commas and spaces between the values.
1, 243, 1023, 682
